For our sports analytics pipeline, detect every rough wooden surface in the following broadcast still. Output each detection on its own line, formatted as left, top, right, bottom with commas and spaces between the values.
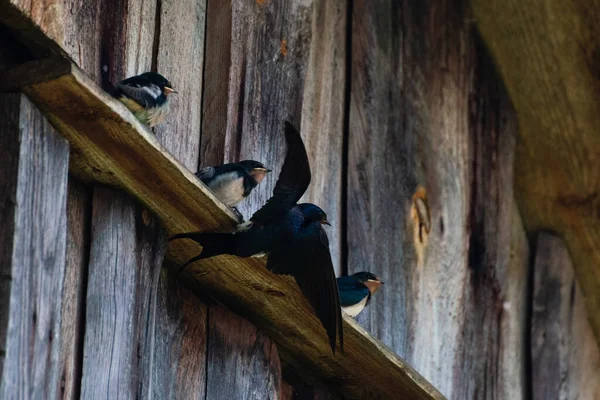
199, 0, 231, 167
471, 0, 600, 343
0, 93, 69, 398
3, 58, 442, 399
58, 181, 90, 400
154, 0, 206, 170
348, 1, 528, 398
205, 305, 282, 399
81, 187, 165, 399
531, 233, 600, 400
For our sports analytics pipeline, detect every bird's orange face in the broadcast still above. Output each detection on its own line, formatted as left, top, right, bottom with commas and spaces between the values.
364, 278, 384, 294
249, 167, 270, 183
163, 86, 177, 95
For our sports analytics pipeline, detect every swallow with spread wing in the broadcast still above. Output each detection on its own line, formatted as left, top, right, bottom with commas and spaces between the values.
170, 122, 343, 354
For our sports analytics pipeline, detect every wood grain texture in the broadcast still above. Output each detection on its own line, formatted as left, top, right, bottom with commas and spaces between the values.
144, 272, 208, 399
0, 93, 69, 398
58, 180, 90, 400
348, 1, 528, 398
206, 304, 281, 400
471, 0, 600, 343
154, 0, 206, 170
81, 187, 165, 399
4, 59, 443, 399
199, 0, 231, 167
531, 233, 600, 400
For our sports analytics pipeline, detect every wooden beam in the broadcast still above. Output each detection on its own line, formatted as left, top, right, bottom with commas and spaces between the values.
0, 55, 443, 399
471, 0, 600, 343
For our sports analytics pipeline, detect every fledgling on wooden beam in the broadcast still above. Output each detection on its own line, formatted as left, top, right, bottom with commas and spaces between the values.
170, 121, 344, 355
196, 160, 271, 219
337, 272, 384, 317
111, 72, 177, 127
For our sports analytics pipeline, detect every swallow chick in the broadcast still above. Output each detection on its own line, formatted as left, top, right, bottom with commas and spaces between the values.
196, 161, 271, 209
337, 272, 384, 317
113, 72, 177, 127
170, 122, 343, 354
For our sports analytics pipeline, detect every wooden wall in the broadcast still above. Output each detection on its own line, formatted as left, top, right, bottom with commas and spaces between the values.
0, 0, 598, 399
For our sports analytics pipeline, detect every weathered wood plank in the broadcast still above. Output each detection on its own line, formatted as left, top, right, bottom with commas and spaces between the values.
531, 233, 600, 400
0, 93, 69, 398
58, 180, 90, 400
81, 187, 165, 399
199, 0, 231, 167
471, 0, 600, 344
2, 59, 443, 399
348, 1, 527, 398
154, 0, 206, 170
205, 304, 281, 399
144, 272, 208, 399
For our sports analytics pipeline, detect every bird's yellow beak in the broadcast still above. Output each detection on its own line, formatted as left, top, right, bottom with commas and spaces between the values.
368, 278, 384, 284
164, 87, 177, 94
254, 167, 272, 172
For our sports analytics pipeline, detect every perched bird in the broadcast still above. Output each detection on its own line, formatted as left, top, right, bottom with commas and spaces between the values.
113, 72, 177, 127
196, 160, 271, 207
337, 272, 384, 317
170, 122, 343, 354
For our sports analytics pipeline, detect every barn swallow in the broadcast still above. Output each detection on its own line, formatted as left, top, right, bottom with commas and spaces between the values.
196, 160, 271, 208
113, 72, 177, 127
337, 272, 384, 317
170, 122, 343, 354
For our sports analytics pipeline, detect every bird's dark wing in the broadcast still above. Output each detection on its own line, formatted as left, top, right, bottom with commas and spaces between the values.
116, 82, 159, 108
250, 121, 311, 225
195, 166, 215, 181
267, 223, 343, 354
337, 277, 370, 307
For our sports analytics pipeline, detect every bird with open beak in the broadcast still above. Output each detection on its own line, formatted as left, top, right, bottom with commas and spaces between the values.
337, 272, 384, 317
170, 121, 343, 355
195, 160, 271, 215
114, 72, 177, 127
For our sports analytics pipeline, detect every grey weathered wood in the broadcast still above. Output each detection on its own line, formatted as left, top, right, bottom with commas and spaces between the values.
206, 304, 282, 400
154, 0, 206, 170
0, 93, 69, 398
224, 0, 311, 219
144, 273, 207, 399
531, 233, 600, 400
348, 1, 528, 398
199, 0, 232, 167
58, 181, 90, 400
81, 187, 165, 399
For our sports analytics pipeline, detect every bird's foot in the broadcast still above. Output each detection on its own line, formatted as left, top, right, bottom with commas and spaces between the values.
230, 206, 245, 222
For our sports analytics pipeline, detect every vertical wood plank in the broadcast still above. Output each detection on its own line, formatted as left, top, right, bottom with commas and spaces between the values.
200, 0, 232, 167
154, 0, 206, 170
143, 274, 207, 399
0, 93, 69, 398
58, 181, 91, 400
81, 187, 165, 399
299, 0, 346, 274
531, 233, 600, 400
348, 1, 528, 398
205, 304, 282, 400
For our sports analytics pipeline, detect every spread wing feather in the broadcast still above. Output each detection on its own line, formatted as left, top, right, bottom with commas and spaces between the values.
250, 122, 311, 225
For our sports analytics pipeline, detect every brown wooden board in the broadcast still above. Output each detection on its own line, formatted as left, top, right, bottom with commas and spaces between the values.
1, 58, 443, 399
205, 304, 282, 399
531, 233, 600, 400
58, 181, 91, 400
0, 93, 69, 398
471, 0, 600, 344
348, 1, 528, 397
